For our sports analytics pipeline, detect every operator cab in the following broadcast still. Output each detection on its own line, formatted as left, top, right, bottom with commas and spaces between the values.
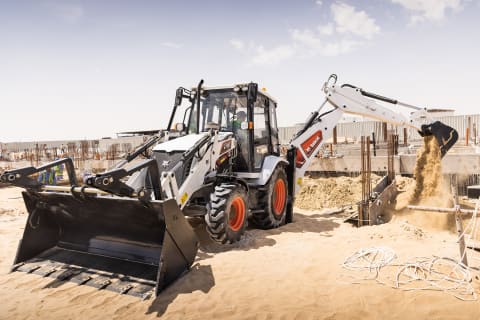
168, 82, 280, 172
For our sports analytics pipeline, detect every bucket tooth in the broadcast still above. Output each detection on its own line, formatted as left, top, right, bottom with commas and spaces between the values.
90, 277, 112, 290
37, 266, 60, 277
16, 262, 44, 274
55, 268, 82, 281
70, 273, 93, 285
112, 283, 135, 295
11, 262, 25, 272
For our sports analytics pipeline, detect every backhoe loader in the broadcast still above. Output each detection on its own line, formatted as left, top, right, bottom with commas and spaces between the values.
1, 74, 458, 298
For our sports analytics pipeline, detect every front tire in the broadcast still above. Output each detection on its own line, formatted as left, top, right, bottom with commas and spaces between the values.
205, 183, 248, 244
251, 167, 288, 229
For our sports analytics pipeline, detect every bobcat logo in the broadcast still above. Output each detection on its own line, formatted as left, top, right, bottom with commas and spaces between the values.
162, 160, 170, 169
301, 131, 323, 157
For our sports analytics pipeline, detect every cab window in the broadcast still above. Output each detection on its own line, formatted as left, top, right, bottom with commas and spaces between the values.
253, 97, 269, 168
269, 100, 280, 155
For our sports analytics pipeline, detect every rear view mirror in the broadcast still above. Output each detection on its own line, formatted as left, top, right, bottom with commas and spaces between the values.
175, 88, 183, 106
247, 82, 258, 103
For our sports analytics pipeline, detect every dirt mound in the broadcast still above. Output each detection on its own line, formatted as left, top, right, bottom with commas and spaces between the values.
395, 175, 415, 192
295, 174, 381, 210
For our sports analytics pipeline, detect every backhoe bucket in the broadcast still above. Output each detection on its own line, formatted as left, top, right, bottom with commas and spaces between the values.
12, 191, 198, 298
419, 121, 458, 157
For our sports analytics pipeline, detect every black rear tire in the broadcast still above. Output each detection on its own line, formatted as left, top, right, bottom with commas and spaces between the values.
205, 183, 248, 244
251, 167, 288, 229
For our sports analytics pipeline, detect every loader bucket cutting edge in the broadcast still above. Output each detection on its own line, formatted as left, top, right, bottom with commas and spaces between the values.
12, 191, 198, 297
419, 121, 458, 157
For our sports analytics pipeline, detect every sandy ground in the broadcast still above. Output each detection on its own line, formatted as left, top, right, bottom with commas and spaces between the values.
1, 186, 480, 319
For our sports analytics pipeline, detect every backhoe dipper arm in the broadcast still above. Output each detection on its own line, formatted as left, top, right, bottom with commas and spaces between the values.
289, 74, 458, 194
325, 82, 427, 131
324, 77, 458, 155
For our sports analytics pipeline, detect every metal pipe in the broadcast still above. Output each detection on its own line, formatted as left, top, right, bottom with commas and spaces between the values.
41, 185, 112, 195
341, 84, 422, 111
455, 206, 468, 266
451, 184, 468, 266
407, 205, 477, 215
466, 127, 470, 146
367, 136, 371, 201
196, 79, 204, 134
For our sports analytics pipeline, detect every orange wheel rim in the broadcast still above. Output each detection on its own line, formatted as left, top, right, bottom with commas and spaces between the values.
273, 179, 286, 215
229, 197, 245, 231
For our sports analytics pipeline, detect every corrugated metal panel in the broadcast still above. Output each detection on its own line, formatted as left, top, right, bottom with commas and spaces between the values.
279, 114, 480, 145
5, 114, 479, 151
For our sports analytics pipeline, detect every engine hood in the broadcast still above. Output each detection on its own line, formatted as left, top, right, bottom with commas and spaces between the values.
153, 133, 209, 153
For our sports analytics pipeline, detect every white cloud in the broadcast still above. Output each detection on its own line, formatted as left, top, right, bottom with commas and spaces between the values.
321, 39, 360, 56
316, 0, 323, 6
47, 2, 84, 24
231, 2, 379, 65
290, 28, 360, 57
318, 23, 334, 36
291, 29, 322, 50
229, 39, 245, 50
390, 0, 463, 22
331, 2, 380, 39
161, 42, 182, 49
252, 45, 296, 66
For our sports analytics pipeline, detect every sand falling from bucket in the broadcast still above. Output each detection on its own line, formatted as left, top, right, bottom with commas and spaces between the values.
391, 136, 455, 231
411, 135, 445, 203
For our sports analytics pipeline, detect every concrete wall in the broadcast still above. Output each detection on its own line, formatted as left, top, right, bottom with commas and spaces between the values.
307, 153, 480, 175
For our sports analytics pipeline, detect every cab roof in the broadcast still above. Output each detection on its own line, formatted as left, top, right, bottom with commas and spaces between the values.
191, 83, 278, 104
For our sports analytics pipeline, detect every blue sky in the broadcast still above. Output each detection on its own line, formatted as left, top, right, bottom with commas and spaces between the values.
1, 0, 479, 142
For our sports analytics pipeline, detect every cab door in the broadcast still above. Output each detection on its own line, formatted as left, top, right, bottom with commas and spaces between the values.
267, 99, 280, 156
252, 96, 270, 169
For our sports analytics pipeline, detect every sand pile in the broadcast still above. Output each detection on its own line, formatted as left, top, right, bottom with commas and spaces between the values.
295, 174, 381, 210
395, 175, 416, 192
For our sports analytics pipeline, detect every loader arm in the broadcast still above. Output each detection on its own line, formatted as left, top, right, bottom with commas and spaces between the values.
83, 133, 164, 200
0, 157, 77, 189
289, 74, 458, 194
